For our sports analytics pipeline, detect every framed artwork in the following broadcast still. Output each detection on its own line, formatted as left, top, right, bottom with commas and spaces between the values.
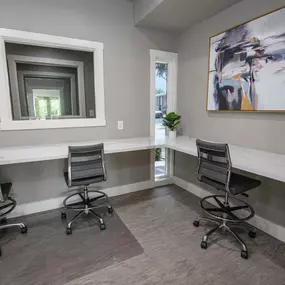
207, 6, 285, 112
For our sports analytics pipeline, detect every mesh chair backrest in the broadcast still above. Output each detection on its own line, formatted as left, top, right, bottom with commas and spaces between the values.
196, 139, 232, 188
67, 143, 107, 187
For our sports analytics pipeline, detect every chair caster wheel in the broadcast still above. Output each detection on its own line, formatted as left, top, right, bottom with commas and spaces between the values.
241, 250, 248, 259
201, 241, 207, 249
66, 228, 72, 235
21, 226, 28, 234
61, 213, 67, 220
193, 220, 199, 227
248, 230, 256, 238
108, 207, 113, 214
100, 223, 106, 231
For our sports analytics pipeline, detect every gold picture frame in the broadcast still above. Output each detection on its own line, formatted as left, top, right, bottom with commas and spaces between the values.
206, 6, 285, 112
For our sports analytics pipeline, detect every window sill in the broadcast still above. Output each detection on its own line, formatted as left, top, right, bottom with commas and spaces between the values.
0, 118, 106, 131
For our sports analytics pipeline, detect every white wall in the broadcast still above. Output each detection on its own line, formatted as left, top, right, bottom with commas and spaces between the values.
177, 0, 285, 154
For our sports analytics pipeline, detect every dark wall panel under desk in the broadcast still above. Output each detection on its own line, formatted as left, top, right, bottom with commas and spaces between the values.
0, 150, 151, 205
174, 151, 285, 230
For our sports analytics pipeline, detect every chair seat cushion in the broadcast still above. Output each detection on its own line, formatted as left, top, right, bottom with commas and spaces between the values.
64, 171, 105, 187
201, 172, 261, 195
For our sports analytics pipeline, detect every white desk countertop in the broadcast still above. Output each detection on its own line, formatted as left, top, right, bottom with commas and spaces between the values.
167, 137, 285, 183
0, 136, 284, 183
0, 137, 165, 165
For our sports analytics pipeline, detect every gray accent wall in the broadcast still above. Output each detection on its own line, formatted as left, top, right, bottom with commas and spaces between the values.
0, 0, 176, 147
0, 0, 176, 205
176, 0, 285, 154
0, 150, 151, 205
175, 0, 285, 231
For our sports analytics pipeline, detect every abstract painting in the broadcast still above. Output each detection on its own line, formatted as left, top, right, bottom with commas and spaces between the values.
207, 7, 285, 111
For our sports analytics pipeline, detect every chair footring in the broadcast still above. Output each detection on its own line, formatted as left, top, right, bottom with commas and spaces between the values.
0, 198, 17, 218
200, 194, 255, 223
63, 190, 109, 211
62, 188, 112, 234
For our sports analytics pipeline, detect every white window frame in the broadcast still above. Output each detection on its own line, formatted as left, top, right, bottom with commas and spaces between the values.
7, 55, 85, 119
0, 28, 105, 130
149, 49, 178, 183
17, 71, 78, 118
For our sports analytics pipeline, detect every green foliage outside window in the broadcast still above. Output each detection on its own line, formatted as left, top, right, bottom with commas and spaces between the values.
34, 96, 61, 117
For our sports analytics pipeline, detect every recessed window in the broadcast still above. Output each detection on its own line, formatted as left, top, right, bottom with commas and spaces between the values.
6, 43, 96, 121
32, 89, 62, 117
0, 29, 105, 130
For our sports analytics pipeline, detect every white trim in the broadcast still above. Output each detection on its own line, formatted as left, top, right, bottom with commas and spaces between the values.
17, 71, 77, 117
93, 45, 105, 121
150, 149, 156, 182
17, 71, 76, 78
0, 39, 12, 123
149, 49, 178, 183
8, 179, 172, 218
7, 58, 20, 117
149, 49, 156, 183
149, 50, 156, 138
7, 54, 84, 67
1, 118, 106, 130
0, 28, 103, 51
173, 176, 285, 244
9, 180, 154, 218
168, 148, 174, 178
149, 49, 178, 137
7, 54, 86, 121
0, 28, 105, 130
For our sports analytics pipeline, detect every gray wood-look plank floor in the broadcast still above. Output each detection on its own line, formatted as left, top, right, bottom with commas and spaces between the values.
2, 185, 285, 284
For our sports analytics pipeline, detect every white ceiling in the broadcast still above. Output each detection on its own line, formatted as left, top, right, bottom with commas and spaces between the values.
135, 0, 242, 34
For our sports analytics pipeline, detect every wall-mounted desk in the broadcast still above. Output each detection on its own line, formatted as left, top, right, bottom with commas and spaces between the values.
0, 137, 165, 165
167, 137, 285, 183
0, 136, 285, 183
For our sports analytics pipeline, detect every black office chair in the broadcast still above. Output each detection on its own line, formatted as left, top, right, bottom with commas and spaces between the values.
61, 143, 113, 235
193, 139, 261, 259
0, 182, 27, 256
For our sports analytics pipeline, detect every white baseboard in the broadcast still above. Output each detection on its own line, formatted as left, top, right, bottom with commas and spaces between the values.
9, 180, 155, 218
173, 176, 285, 244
